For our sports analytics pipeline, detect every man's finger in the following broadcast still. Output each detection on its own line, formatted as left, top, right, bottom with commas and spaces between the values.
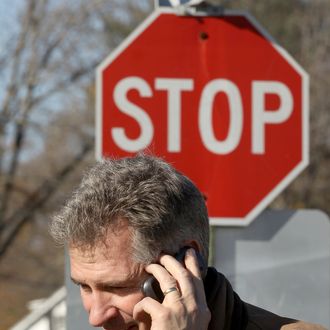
184, 248, 208, 306
184, 248, 202, 279
133, 297, 161, 326
159, 253, 196, 299
145, 263, 182, 301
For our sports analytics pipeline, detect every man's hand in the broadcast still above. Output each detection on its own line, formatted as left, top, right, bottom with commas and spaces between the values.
133, 248, 211, 330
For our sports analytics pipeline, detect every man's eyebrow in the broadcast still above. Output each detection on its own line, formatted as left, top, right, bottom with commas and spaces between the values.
70, 277, 84, 285
96, 279, 137, 289
70, 277, 136, 288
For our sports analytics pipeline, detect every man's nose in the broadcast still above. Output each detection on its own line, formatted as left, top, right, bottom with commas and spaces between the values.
88, 294, 118, 327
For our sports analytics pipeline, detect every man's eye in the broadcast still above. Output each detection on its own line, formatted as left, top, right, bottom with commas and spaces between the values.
105, 286, 139, 295
104, 286, 126, 292
80, 284, 92, 292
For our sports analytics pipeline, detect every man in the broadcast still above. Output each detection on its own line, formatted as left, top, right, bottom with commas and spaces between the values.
50, 154, 325, 330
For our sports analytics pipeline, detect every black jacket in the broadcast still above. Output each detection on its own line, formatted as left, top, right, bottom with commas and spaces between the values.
204, 267, 297, 330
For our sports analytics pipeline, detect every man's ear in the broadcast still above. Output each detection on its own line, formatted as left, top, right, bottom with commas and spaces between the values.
182, 240, 207, 279
182, 240, 202, 254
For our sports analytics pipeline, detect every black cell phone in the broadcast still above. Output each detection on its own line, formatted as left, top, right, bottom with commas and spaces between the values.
141, 246, 207, 303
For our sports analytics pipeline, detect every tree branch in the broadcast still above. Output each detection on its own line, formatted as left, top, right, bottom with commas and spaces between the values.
0, 141, 93, 259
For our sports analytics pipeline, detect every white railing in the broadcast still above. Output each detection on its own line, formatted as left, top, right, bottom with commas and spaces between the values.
10, 287, 66, 330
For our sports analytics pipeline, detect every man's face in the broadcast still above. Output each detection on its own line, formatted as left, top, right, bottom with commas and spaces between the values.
69, 222, 146, 330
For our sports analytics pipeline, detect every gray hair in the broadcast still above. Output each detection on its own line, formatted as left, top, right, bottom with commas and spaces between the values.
50, 154, 209, 263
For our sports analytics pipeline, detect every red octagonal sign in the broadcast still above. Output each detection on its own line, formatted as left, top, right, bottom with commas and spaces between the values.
96, 9, 309, 226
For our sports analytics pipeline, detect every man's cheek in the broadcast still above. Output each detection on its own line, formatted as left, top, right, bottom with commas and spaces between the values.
80, 293, 92, 313
126, 292, 145, 315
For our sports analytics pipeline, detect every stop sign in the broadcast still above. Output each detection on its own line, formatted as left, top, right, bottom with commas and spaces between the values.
96, 9, 309, 225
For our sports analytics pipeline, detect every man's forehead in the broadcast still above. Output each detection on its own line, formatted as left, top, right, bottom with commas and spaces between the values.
69, 218, 134, 256
69, 241, 145, 287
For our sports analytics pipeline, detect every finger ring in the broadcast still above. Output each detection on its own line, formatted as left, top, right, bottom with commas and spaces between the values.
163, 287, 178, 296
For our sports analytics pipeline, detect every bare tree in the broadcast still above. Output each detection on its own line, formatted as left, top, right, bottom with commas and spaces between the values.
0, 0, 152, 257
0, 0, 95, 257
